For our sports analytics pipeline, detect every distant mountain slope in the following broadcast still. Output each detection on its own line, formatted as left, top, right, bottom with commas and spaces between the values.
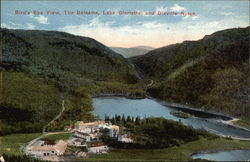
0, 28, 144, 135
111, 46, 154, 58
131, 26, 250, 120
131, 27, 249, 78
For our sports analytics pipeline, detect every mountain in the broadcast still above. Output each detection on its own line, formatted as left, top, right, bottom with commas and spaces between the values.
131, 26, 250, 120
2, 29, 140, 85
110, 46, 154, 58
1, 26, 249, 136
0, 28, 144, 135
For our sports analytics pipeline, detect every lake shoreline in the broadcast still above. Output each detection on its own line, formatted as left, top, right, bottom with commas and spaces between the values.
162, 102, 233, 120
94, 93, 146, 100
93, 93, 250, 136
191, 149, 250, 161
94, 93, 234, 120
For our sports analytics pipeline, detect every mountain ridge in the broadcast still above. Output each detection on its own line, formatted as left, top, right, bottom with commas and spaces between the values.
0, 28, 144, 135
131, 26, 250, 120
1, 26, 249, 136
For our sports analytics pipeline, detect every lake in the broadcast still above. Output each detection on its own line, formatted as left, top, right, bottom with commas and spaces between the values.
93, 96, 250, 139
192, 150, 250, 161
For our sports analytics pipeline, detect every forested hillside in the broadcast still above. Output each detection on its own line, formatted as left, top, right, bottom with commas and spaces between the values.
0, 28, 144, 135
1, 26, 249, 136
131, 27, 249, 120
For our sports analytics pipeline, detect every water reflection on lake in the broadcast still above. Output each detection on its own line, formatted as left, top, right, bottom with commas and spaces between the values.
93, 97, 250, 139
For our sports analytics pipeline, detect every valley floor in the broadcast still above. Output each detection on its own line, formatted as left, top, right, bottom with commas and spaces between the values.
1, 133, 250, 161
0, 133, 41, 156
84, 137, 250, 161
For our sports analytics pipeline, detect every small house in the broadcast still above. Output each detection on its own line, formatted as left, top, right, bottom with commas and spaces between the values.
75, 121, 105, 133
99, 123, 120, 138
27, 140, 68, 157
87, 142, 109, 154
72, 138, 86, 147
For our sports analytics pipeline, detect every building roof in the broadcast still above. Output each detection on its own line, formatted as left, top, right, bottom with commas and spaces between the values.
53, 140, 68, 153
99, 124, 120, 130
89, 133, 101, 138
29, 140, 67, 153
76, 120, 105, 127
112, 125, 119, 130
29, 145, 54, 152
87, 141, 106, 147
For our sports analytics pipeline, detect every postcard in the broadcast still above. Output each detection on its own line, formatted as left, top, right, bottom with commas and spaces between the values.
0, 0, 249, 161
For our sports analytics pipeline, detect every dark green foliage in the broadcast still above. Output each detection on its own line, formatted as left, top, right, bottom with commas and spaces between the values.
159, 41, 249, 119
0, 72, 61, 135
1, 28, 139, 91
103, 116, 215, 149
131, 26, 249, 78
46, 93, 95, 131
131, 26, 250, 120
0, 28, 143, 135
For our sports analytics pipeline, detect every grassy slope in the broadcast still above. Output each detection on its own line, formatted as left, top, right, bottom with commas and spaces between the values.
86, 137, 250, 161
41, 132, 72, 141
0, 28, 145, 135
131, 27, 250, 120
0, 133, 41, 156
0, 72, 62, 135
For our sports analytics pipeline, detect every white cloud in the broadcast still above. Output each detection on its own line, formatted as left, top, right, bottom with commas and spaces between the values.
183, 15, 199, 20
1, 23, 17, 29
58, 17, 198, 48
156, 6, 168, 13
170, 4, 186, 12
141, 6, 168, 17
28, 14, 49, 24
219, 12, 234, 16
141, 21, 168, 29
58, 15, 248, 48
1, 22, 36, 29
26, 23, 35, 29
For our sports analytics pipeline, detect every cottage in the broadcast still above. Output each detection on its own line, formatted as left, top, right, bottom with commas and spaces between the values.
110, 125, 119, 138
74, 131, 91, 141
99, 123, 120, 138
74, 131, 101, 142
72, 138, 86, 147
87, 142, 109, 154
75, 121, 105, 133
27, 140, 67, 157
89, 133, 101, 141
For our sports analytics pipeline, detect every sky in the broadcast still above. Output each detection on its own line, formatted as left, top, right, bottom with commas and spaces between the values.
1, 1, 249, 48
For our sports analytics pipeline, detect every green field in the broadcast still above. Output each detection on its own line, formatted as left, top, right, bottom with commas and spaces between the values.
85, 137, 250, 161
0, 133, 41, 156
41, 132, 72, 141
